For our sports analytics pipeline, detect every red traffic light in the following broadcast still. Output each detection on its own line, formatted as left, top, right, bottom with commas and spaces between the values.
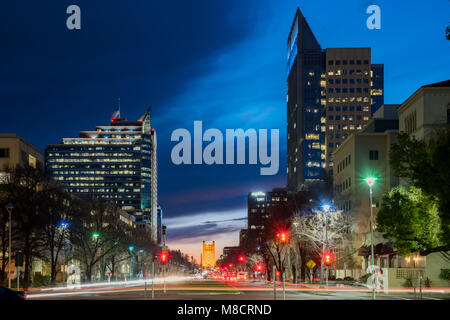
276, 232, 287, 242
256, 264, 263, 271
323, 252, 333, 266
238, 255, 245, 263
229, 263, 233, 268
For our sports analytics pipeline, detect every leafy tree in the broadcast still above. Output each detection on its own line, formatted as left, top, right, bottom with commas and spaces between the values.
0, 165, 48, 289
390, 130, 450, 246
377, 186, 446, 256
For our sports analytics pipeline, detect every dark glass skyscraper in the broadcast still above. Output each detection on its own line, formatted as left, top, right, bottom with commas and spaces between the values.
45, 108, 158, 242
287, 8, 326, 191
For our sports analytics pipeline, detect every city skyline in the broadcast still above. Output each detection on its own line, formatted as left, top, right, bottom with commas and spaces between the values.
1, 1, 449, 262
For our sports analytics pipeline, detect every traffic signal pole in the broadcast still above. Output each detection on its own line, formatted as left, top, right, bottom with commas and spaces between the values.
151, 261, 155, 299
273, 265, 276, 300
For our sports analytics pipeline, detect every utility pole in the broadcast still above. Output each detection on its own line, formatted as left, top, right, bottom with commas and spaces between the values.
273, 265, 276, 300
282, 269, 286, 300
151, 260, 155, 299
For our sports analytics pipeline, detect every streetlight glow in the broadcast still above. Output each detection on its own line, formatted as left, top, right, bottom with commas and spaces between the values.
364, 176, 377, 187
92, 232, 99, 240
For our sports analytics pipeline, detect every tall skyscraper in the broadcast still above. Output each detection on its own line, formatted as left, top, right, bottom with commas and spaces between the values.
287, 8, 326, 191
45, 107, 158, 242
286, 8, 384, 191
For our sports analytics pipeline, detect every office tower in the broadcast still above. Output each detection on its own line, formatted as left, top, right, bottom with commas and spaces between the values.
45, 107, 158, 242
286, 8, 384, 191
287, 8, 326, 191
240, 188, 288, 252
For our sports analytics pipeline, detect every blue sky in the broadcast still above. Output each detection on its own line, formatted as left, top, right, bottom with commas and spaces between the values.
1, 0, 449, 261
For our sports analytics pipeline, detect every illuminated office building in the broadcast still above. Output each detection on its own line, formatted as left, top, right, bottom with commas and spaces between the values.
286, 8, 384, 191
45, 108, 158, 242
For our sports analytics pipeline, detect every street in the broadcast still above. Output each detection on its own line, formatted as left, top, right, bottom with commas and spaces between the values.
26, 278, 450, 300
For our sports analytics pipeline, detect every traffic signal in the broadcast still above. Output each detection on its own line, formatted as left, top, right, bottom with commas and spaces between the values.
276, 232, 287, 243
323, 252, 333, 266
159, 250, 168, 263
238, 255, 245, 263
256, 264, 263, 271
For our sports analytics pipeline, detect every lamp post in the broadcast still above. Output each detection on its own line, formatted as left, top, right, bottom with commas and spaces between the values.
58, 221, 69, 286
364, 176, 377, 300
321, 204, 330, 286
5, 203, 14, 289
128, 246, 134, 279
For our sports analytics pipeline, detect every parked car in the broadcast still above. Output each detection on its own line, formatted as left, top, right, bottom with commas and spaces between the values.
0, 286, 27, 300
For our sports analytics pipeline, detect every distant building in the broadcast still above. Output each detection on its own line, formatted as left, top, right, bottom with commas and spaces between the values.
202, 241, 215, 270
241, 188, 288, 252
286, 8, 384, 191
45, 108, 158, 242
222, 246, 240, 259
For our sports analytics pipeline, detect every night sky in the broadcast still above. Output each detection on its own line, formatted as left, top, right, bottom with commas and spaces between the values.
1, 0, 449, 262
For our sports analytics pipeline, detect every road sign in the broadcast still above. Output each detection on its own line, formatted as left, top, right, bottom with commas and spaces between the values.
306, 260, 316, 269
15, 252, 24, 267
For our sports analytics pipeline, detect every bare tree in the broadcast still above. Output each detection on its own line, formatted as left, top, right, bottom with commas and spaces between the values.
291, 208, 354, 282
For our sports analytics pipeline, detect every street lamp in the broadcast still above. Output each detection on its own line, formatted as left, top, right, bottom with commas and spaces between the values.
321, 204, 331, 286
364, 176, 377, 299
58, 221, 69, 286
5, 203, 13, 289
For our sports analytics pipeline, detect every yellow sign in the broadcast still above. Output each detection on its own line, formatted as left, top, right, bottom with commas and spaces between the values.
306, 260, 316, 269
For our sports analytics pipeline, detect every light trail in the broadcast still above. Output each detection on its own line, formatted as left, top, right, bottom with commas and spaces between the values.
34, 275, 194, 292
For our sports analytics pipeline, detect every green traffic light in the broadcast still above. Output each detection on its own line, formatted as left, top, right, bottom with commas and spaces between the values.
92, 232, 99, 239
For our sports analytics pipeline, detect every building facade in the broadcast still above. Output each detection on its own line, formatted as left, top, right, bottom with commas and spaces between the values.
398, 80, 450, 142
240, 189, 289, 253
45, 109, 158, 242
332, 105, 399, 268
286, 8, 384, 191
202, 241, 215, 270
0, 133, 43, 172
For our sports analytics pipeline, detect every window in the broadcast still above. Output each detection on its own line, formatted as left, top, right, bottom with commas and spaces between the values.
350, 79, 355, 84
364, 79, 369, 84
343, 88, 347, 93
350, 60, 355, 65
350, 88, 355, 93
369, 150, 379, 160
357, 60, 362, 65
343, 60, 348, 65
328, 116, 334, 120
328, 88, 334, 93
328, 143, 334, 148
336, 115, 341, 120
447, 104, 450, 124
336, 106, 341, 111
364, 88, 369, 93
364, 60, 369, 65
336, 79, 341, 84
350, 106, 354, 111
328, 60, 334, 65
342, 79, 348, 84
328, 79, 334, 84
357, 88, 362, 93
356, 106, 362, 111
336, 60, 341, 65
328, 106, 333, 111
343, 106, 347, 111
0, 148, 10, 158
